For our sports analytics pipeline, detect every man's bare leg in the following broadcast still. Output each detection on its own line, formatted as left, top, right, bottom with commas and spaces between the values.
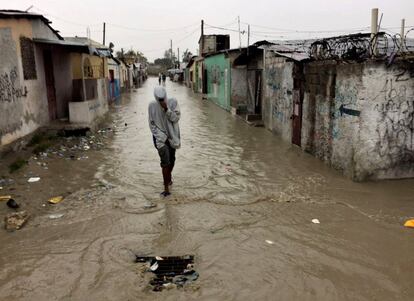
168, 165, 174, 185
161, 167, 171, 196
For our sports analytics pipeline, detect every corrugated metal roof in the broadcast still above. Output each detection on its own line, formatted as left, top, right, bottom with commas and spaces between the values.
0, 9, 63, 40
257, 40, 314, 61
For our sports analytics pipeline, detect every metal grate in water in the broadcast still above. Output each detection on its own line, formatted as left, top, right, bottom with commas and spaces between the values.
135, 255, 198, 291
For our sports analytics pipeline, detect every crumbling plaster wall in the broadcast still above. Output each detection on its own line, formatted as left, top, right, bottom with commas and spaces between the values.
263, 53, 295, 142
0, 19, 50, 146
231, 67, 247, 109
302, 60, 414, 180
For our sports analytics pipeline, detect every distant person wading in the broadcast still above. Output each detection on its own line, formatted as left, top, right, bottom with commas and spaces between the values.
148, 86, 181, 197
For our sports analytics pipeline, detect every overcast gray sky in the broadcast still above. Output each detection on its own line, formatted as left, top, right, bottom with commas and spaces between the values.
2, 0, 414, 61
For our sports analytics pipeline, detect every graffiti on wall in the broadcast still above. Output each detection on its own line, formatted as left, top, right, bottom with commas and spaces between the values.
271, 87, 292, 122
0, 67, 28, 102
373, 77, 414, 163
266, 64, 293, 123
331, 81, 360, 140
265, 67, 281, 91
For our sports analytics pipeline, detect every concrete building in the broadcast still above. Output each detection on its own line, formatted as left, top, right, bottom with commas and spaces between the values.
107, 57, 121, 101
0, 10, 64, 145
256, 37, 414, 181
199, 34, 230, 57
194, 57, 205, 94
302, 58, 414, 181
0, 10, 114, 147
232, 46, 265, 122
204, 49, 246, 112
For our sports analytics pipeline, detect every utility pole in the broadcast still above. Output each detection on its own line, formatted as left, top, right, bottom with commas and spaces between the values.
177, 48, 180, 66
103, 22, 106, 46
401, 18, 406, 48
247, 24, 250, 55
238, 16, 241, 50
371, 8, 379, 56
170, 39, 173, 59
201, 19, 204, 56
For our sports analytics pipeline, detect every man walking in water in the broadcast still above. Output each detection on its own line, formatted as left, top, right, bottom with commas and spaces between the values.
148, 86, 181, 197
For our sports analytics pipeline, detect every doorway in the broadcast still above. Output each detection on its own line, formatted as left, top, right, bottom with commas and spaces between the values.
291, 68, 303, 146
43, 49, 57, 121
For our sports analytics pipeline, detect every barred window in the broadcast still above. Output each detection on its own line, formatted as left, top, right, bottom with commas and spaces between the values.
20, 37, 37, 80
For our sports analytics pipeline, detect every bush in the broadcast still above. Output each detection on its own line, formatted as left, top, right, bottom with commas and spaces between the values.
9, 158, 27, 173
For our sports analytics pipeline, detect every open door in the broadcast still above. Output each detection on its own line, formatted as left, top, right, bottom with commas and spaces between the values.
291, 89, 302, 146
203, 67, 208, 94
43, 50, 57, 121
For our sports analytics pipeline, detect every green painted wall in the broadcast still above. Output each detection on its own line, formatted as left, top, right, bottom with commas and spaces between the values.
204, 54, 231, 111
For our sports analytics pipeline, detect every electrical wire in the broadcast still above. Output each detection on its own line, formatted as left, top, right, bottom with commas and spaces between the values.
32, 6, 100, 27
106, 22, 199, 33
204, 23, 246, 34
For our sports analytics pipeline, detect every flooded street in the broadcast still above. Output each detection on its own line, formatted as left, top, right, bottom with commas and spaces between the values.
1, 77, 414, 300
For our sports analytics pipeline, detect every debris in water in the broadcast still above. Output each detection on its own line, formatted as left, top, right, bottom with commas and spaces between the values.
265, 240, 275, 245
6, 199, 19, 209
125, 123, 128, 126
404, 219, 414, 228
0, 195, 12, 202
312, 219, 320, 224
5, 211, 29, 231
48, 196, 64, 204
150, 262, 159, 271
135, 255, 198, 291
143, 202, 157, 209
49, 214, 64, 219
28, 177, 41, 183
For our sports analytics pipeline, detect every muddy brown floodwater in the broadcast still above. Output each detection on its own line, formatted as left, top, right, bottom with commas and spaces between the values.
1, 77, 414, 301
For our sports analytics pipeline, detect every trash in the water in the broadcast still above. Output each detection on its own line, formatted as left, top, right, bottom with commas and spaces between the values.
404, 219, 414, 228
6, 199, 19, 209
83, 145, 90, 151
163, 283, 177, 290
48, 196, 64, 204
150, 262, 159, 271
49, 214, 64, 219
0, 195, 12, 202
265, 240, 275, 245
125, 123, 128, 126
144, 202, 157, 209
135, 255, 198, 291
28, 177, 41, 183
312, 219, 320, 224
5, 211, 29, 231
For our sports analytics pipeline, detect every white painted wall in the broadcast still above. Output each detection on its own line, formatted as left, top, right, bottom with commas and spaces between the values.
0, 20, 53, 146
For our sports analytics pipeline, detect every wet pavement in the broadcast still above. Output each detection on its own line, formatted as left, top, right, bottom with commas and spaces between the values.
1, 77, 414, 300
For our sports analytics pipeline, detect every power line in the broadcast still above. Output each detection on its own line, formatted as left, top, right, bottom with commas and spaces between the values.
32, 6, 100, 27
205, 23, 246, 34
106, 22, 199, 33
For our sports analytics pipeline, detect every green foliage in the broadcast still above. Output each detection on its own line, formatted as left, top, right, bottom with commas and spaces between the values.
27, 133, 43, 146
32, 143, 51, 155
9, 158, 27, 173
